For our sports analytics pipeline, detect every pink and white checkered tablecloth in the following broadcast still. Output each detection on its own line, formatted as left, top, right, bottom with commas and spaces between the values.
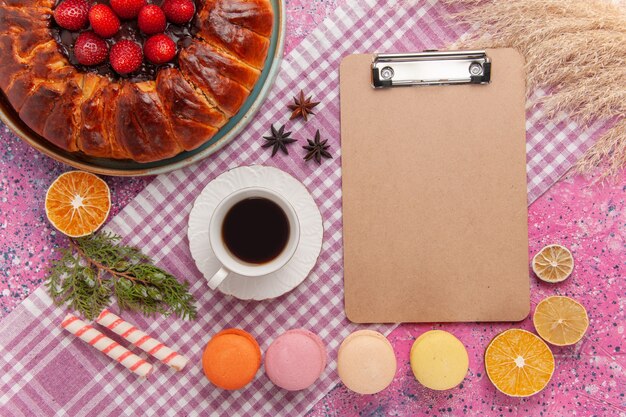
0, 0, 613, 415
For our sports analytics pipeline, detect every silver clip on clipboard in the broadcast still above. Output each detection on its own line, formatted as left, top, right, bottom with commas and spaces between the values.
371, 50, 491, 88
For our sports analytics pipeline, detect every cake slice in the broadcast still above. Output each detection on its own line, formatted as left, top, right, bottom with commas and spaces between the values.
179, 40, 253, 117
197, 4, 270, 70
0, 7, 52, 91
78, 76, 128, 159
206, 0, 273, 37
0, 0, 54, 8
0, 34, 27, 91
19, 75, 82, 152
10, 28, 52, 58
42, 76, 83, 152
0, 6, 52, 34
4, 40, 74, 111
17, 45, 80, 151
182, 40, 261, 90
156, 68, 227, 151
114, 82, 183, 162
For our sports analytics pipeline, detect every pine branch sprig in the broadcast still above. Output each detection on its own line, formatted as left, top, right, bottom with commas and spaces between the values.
46, 232, 197, 321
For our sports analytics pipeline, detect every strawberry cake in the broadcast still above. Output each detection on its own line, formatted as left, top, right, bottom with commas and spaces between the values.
0, 0, 273, 162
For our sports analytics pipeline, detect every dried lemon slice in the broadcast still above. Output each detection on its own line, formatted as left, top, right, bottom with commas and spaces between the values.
532, 244, 574, 283
533, 296, 589, 346
45, 171, 111, 237
485, 329, 555, 397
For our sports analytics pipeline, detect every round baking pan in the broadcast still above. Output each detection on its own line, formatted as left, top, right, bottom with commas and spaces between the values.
0, 0, 285, 176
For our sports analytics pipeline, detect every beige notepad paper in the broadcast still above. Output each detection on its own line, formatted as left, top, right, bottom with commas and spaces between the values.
340, 49, 529, 323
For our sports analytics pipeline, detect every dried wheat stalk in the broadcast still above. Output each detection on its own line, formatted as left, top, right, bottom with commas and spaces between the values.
425, 0, 626, 176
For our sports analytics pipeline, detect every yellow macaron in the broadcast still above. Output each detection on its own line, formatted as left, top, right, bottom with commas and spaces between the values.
410, 330, 468, 390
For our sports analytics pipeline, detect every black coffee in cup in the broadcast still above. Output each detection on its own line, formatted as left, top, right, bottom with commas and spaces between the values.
221, 197, 290, 264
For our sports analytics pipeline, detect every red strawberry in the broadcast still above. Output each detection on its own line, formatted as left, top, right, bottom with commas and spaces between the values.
110, 0, 147, 20
162, 0, 195, 25
89, 4, 121, 38
74, 32, 109, 66
143, 34, 176, 64
110, 40, 143, 74
137, 5, 167, 35
53, 0, 89, 31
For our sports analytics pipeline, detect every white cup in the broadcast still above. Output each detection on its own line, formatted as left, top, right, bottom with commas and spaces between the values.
207, 187, 300, 290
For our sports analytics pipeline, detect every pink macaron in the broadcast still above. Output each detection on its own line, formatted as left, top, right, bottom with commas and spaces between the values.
264, 329, 327, 391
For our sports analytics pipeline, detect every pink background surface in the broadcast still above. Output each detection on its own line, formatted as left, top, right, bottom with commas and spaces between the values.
0, 1, 624, 416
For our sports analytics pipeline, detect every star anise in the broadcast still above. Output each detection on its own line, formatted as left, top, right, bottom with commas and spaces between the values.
303, 130, 332, 164
262, 124, 297, 156
288, 90, 320, 121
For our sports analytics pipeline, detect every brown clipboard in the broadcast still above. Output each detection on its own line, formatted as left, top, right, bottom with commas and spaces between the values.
340, 49, 529, 323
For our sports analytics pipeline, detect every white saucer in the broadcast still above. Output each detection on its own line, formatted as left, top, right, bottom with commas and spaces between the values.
188, 165, 324, 300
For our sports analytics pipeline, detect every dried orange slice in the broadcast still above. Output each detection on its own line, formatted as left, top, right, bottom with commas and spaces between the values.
533, 296, 589, 346
45, 171, 111, 237
485, 329, 554, 397
532, 244, 574, 283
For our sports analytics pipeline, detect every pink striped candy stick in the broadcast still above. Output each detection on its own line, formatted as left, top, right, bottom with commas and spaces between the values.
61, 313, 153, 377
96, 309, 189, 371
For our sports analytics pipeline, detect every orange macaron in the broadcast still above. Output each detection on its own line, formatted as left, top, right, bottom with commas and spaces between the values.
202, 328, 261, 390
